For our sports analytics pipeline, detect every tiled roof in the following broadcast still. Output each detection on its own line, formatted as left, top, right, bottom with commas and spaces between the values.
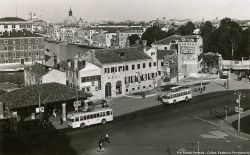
0, 17, 26, 22
24, 63, 50, 76
152, 35, 200, 45
152, 35, 182, 45
0, 30, 43, 38
157, 50, 176, 59
60, 59, 86, 70
0, 82, 92, 109
94, 46, 152, 64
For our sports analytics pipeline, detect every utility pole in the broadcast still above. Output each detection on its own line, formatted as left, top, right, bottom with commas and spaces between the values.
234, 91, 245, 132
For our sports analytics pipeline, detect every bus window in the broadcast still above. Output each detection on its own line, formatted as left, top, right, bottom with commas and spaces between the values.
80, 116, 84, 121
97, 113, 99, 117
87, 115, 90, 119
68, 118, 74, 122
75, 116, 79, 122
107, 111, 110, 116
111, 111, 113, 115
100, 112, 103, 117
90, 114, 93, 119
84, 115, 87, 120
93, 114, 96, 118
103, 112, 106, 116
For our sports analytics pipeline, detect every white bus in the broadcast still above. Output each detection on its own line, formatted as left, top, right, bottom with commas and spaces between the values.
161, 88, 192, 104
67, 108, 113, 128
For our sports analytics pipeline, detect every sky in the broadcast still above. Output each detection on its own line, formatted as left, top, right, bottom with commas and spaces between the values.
0, 0, 250, 23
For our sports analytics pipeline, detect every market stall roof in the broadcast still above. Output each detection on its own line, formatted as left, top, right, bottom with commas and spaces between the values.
0, 82, 92, 109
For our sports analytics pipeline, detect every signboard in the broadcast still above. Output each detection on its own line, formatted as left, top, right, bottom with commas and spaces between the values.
180, 46, 195, 54
224, 106, 229, 111
36, 107, 44, 113
74, 101, 81, 107
235, 107, 243, 113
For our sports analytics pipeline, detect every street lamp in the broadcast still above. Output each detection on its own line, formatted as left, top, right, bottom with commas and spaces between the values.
234, 91, 245, 132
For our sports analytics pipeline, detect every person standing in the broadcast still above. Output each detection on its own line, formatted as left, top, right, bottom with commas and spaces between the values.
60, 115, 63, 125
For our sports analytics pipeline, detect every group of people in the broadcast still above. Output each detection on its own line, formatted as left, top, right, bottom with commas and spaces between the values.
98, 134, 110, 151
193, 85, 206, 94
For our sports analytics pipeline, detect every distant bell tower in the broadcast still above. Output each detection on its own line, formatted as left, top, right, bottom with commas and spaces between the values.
69, 6, 72, 16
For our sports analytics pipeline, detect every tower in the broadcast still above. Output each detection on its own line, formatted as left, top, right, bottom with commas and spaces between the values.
69, 6, 73, 16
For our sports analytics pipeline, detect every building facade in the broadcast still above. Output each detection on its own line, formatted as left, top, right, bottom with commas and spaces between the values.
82, 47, 158, 99
24, 62, 66, 86
0, 31, 45, 65
0, 17, 33, 33
152, 35, 203, 76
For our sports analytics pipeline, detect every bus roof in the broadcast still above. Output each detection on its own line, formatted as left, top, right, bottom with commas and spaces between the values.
170, 85, 183, 90
67, 108, 113, 118
166, 88, 191, 95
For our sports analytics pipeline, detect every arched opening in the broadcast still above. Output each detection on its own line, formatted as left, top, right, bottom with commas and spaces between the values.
105, 82, 112, 98
116, 81, 122, 95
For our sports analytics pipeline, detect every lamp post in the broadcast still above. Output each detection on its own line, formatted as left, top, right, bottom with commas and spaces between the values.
234, 91, 245, 132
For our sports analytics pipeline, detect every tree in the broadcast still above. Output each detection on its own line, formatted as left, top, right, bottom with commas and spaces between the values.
127, 34, 140, 46
177, 21, 196, 35
141, 25, 167, 46
200, 21, 216, 53
216, 18, 242, 59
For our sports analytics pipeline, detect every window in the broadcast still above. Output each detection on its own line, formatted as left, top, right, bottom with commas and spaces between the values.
12, 25, 15, 28
125, 65, 128, 71
104, 68, 110, 73
132, 88, 135, 91
75, 116, 79, 122
149, 62, 152, 67
20, 46, 24, 50
28, 39, 31, 43
132, 64, 135, 70
4, 40, 8, 44
118, 66, 123, 72
4, 25, 8, 28
126, 89, 128, 92
107, 111, 110, 116
137, 64, 140, 69
90, 114, 93, 119
84, 116, 87, 120
151, 52, 155, 56
13, 41, 15, 44
4, 47, 7, 50
161, 62, 164, 66
97, 113, 99, 117
36, 51, 39, 56
13, 59, 16, 63
13, 52, 16, 57
28, 46, 32, 49
87, 115, 90, 119
80, 116, 84, 121
111, 67, 117, 73
20, 40, 24, 44
153, 62, 157, 66
103, 112, 106, 116
143, 63, 145, 68
35, 39, 39, 43
138, 87, 140, 90
28, 52, 31, 57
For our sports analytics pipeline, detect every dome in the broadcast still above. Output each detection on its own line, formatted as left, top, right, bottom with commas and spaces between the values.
64, 7, 78, 27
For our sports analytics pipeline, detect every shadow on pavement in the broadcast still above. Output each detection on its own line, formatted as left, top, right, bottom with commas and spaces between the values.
0, 119, 76, 155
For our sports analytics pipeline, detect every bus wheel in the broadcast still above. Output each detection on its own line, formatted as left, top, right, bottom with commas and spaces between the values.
80, 123, 85, 128
101, 119, 107, 125
185, 97, 189, 102
173, 100, 177, 104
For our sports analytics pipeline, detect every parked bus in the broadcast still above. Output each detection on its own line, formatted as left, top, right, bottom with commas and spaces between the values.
161, 88, 192, 104
67, 108, 113, 128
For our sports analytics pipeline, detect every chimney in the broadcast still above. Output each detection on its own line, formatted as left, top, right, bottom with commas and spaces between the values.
90, 50, 95, 64
142, 40, 147, 51
74, 55, 79, 70
53, 53, 57, 68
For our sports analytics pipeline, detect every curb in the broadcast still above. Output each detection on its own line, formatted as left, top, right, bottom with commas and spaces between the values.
219, 110, 250, 141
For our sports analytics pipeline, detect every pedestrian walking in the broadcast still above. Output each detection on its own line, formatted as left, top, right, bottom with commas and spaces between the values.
60, 115, 63, 125
203, 85, 206, 91
105, 134, 110, 143
98, 141, 103, 150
